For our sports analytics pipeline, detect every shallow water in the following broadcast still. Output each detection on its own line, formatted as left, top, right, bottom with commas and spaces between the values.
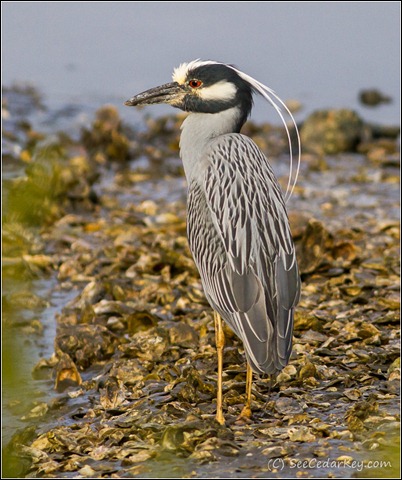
2, 279, 78, 445
2, 2, 400, 127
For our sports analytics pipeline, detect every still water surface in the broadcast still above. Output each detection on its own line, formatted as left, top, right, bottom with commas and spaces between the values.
2, 2, 400, 126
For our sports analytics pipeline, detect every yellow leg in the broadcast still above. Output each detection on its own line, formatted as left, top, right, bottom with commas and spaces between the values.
239, 363, 253, 419
214, 312, 225, 425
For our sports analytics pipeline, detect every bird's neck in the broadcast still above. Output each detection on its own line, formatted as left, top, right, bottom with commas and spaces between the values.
179, 107, 243, 182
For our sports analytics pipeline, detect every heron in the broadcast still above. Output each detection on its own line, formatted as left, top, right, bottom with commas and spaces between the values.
125, 60, 301, 425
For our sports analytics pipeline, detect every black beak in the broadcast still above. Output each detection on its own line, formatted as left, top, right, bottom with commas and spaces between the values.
124, 82, 185, 107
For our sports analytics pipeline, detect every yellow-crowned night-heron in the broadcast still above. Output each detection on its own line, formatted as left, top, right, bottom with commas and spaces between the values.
125, 60, 301, 424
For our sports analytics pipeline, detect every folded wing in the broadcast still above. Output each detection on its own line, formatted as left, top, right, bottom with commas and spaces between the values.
187, 134, 300, 374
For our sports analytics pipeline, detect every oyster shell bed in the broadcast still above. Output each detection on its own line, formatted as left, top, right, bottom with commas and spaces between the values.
2, 89, 400, 478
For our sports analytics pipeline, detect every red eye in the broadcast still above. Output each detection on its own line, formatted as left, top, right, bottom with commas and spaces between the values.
189, 79, 202, 88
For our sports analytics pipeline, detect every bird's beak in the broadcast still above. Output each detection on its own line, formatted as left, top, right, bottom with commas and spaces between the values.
124, 82, 185, 107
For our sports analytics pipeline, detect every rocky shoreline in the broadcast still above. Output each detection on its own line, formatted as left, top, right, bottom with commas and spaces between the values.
2, 87, 400, 478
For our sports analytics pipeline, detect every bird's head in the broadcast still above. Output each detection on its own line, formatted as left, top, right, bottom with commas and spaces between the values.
125, 60, 301, 201
125, 60, 253, 122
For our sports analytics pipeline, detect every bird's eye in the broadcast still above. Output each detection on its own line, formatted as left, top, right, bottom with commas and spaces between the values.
188, 79, 202, 89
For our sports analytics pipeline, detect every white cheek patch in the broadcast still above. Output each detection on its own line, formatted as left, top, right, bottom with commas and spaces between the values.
199, 81, 237, 102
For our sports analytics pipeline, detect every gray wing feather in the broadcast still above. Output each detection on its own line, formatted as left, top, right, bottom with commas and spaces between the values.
187, 133, 300, 374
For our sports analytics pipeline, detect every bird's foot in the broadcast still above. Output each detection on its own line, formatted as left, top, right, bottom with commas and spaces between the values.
235, 404, 252, 424
215, 411, 225, 425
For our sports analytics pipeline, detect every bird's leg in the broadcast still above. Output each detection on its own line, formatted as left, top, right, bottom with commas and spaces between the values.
239, 363, 253, 419
214, 311, 225, 425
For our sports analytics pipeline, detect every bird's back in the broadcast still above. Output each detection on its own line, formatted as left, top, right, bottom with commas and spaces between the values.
187, 133, 300, 374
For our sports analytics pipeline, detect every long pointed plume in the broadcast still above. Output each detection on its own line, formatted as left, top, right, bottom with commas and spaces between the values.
229, 66, 301, 203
